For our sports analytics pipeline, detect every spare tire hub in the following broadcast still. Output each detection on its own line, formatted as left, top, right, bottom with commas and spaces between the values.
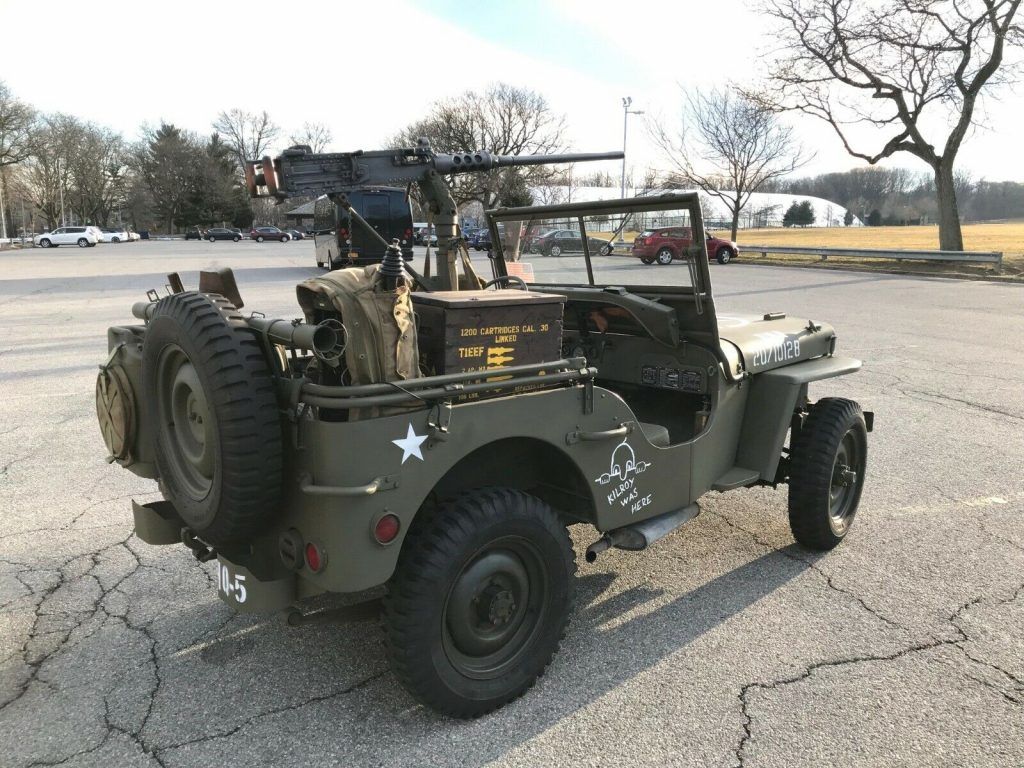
158, 347, 214, 499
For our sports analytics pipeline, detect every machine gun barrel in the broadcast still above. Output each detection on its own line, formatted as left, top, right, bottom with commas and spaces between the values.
433, 150, 623, 174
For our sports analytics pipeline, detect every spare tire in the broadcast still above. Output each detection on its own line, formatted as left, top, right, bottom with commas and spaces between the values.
142, 291, 282, 544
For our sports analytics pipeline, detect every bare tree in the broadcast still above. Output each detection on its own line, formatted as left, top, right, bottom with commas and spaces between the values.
650, 88, 810, 240
755, 0, 1022, 250
213, 108, 280, 172
0, 81, 36, 242
391, 83, 568, 208
290, 121, 333, 153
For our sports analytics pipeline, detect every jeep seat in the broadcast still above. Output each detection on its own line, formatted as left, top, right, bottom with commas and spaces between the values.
638, 421, 670, 448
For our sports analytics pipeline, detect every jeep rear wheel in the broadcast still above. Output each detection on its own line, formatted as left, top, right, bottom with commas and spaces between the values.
142, 291, 283, 544
384, 488, 575, 718
788, 398, 867, 550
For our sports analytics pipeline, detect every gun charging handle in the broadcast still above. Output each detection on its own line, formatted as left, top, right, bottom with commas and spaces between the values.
244, 156, 282, 199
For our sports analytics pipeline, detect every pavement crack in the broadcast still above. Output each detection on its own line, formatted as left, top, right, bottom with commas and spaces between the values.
732, 586, 1024, 766
708, 509, 907, 633
898, 388, 1024, 423
155, 669, 389, 754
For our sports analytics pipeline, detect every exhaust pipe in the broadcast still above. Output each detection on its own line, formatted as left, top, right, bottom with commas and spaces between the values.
585, 504, 700, 562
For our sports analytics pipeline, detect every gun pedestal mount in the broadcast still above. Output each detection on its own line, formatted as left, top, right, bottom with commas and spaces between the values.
244, 139, 622, 291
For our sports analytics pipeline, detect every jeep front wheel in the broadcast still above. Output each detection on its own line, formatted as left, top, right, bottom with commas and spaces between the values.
384, 488, 576, 718
788, 398, 868, 550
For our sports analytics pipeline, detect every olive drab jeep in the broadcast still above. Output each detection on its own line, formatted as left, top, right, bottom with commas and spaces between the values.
95, 143, 873, 718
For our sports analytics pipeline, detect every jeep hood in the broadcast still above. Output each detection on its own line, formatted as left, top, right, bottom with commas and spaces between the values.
716, 313, 836, 376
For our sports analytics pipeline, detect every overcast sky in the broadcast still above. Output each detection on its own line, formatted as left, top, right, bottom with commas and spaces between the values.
2, 0, 1022, 183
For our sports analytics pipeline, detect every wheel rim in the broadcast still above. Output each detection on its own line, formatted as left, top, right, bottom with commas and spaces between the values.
657, 249, 672, 264
550, 246, 561, 256
443, 536, 549, 680
829, 430, 862, 531
156, 345, 214, 500
719, 248, 731, 263
79, 239, 88, 247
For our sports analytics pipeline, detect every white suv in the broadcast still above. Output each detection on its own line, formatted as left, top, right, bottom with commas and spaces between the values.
35, 227, 99, 248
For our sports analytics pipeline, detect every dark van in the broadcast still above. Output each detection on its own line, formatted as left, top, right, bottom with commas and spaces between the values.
313, 188, 415, 270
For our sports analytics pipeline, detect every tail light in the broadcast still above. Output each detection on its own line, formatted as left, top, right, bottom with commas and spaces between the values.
339, 227, 349, 238
305, 542, 325, 572
373, 513, 401, 545
404, 228, 412, 239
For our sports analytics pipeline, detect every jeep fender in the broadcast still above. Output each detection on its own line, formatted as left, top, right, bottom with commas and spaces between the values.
735, 356, 862, 482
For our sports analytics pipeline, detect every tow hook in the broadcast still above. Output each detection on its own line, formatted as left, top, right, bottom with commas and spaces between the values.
181, 528, 216, 562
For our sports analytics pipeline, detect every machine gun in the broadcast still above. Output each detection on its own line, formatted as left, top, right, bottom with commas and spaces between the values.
244, 139, 622, 291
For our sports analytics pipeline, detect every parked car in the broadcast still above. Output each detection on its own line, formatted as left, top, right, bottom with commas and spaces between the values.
206, 228, 242, 242
99, 227, 129, 243
532, 228, 610, 257
285, 229, 305, 241
185, 227, 205, 241
127, 230, 141, 242
250, 226, 291, 243
411, 222, 429, 245
34, 227, 99, 248
413, 225, 438, 246
632, 226, 739, 265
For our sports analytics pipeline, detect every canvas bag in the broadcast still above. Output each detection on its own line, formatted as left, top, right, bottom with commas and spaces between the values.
296, 265, 419, 414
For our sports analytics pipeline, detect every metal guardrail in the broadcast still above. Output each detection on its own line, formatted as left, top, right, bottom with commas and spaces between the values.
743, 244, 1003, 272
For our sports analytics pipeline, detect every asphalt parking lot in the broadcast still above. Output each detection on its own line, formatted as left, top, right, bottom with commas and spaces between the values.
2, 239, 1022, 767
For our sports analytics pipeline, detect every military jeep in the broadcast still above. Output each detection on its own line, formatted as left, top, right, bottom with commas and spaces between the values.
95, 149, 871, 718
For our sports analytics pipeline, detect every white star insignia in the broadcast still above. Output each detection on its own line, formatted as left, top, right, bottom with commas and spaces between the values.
392, 423, 428, 464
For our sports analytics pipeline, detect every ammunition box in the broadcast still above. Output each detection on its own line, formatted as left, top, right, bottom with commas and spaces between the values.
412, 290, 565, 382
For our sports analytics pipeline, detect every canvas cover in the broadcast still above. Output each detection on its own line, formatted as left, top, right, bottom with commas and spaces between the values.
296, 265, 419, 418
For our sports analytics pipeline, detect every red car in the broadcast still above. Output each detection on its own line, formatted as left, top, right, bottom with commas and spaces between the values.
632, 226, 739, 265
249, 226, 291, 243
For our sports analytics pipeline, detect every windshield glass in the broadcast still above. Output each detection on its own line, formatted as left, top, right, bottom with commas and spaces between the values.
490, 204, 699, 289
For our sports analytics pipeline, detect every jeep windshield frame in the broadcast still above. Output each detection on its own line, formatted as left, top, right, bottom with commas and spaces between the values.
484, 193, 712, 305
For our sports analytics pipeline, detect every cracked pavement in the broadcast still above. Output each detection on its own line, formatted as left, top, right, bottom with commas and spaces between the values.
1, 242, 1022, 767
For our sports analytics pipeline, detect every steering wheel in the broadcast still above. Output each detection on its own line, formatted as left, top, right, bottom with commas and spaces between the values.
482, 275, 529, 291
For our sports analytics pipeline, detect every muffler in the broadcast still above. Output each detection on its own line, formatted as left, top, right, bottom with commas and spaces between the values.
585, 504, 700, 562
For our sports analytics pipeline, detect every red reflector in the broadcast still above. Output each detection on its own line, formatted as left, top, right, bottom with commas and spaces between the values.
339, 228, 349, 238
305, 543, 323, 572
404, 228, 412, 238
374, 514, 400, 544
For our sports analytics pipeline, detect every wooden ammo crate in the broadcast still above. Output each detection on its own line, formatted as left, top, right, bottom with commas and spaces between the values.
412, 290, 565, 378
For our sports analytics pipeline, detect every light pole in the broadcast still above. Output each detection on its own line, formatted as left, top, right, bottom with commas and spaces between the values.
620, 97, 644, 199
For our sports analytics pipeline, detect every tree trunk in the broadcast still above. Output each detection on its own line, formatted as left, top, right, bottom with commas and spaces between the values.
934, 162, 964, 251
730, 205, 740, 241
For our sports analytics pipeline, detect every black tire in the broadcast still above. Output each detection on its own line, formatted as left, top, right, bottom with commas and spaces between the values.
256, 235, 264, 243
233, 236, 240, 242
549, 245, 562, 257
384, 488, 576, 718
788, 398, 868, 551
640, 256, 655, 265
716, 247, 733, 265
656, 247, 674, 265
112, 237, 120, 243
78, 238, 89, 248
142, 292, 283, 544
40, 238, 51, 248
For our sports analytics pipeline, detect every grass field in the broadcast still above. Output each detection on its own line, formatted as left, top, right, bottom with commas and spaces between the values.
735, 220, 1023, 254
732, 221, 1023, 275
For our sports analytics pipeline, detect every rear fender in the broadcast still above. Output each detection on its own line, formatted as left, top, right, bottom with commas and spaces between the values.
736, 356, 862, 482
